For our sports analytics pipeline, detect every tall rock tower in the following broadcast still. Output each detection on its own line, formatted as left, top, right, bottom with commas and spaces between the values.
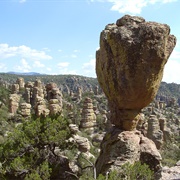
95, 15, 176, 175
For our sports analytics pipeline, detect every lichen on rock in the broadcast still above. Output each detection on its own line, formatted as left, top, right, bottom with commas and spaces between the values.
96, 14, 176, 130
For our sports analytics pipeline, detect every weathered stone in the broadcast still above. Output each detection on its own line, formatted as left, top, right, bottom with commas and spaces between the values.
34, 97, 49, 117
11, 84, 19, 94
49, 103, 62, 115
96, 15, 176, 130
80, 97, 96, 133
16, 77, 25, 89
69, 124, 80, 134
73, 135, 91, 153
24, 88, 31, 103
155, 164, 180, 180
95, 128, 162, 175
9, 94, 20, 114
159, 117, 172, 142
147, 115, 163, 149
20, 103, 31, 117
25, 81, 34, 89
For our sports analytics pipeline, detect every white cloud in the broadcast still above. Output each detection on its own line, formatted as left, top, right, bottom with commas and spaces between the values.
82, 59, 96, 77
91, 0, 177, 14
19, 0, 26, 3
46, 67, 52, 72
57, 62, 77, 75
33, 61, 45, 68
108, 0, 147, 14
15, 58, 31, 72
57, 62, 69, 68
58, 69, 77, 75
0, 44, 52, 60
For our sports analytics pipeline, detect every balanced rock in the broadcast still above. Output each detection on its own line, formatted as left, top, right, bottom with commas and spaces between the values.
96, 15, 176, 130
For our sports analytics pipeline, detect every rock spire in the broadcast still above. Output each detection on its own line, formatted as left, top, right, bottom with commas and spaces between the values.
95, 15, 176, 175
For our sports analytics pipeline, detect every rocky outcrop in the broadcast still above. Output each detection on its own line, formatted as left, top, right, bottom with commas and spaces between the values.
9, 94, 20, 114
96, 14, 176, 130
20, 103, 31, 117
11, 84, 19, 94
34, 97, 49, 117
80, 97, 97, 133
49, 99, 62, 115
95, 15, 176, 176
46, 83, 63, 115
155, 161, 180, 180
24, 88, 31, 103
147, 115, 163, 149
16, 77, 25, 89
96, 128, 162, 175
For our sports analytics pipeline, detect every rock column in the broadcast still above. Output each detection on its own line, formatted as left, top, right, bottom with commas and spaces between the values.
80, 97, 97, 133
95, 15, 176, 175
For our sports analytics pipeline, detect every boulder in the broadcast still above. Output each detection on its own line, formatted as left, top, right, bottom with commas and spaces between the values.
96, 15, 176, 130
96, 128, 162, 175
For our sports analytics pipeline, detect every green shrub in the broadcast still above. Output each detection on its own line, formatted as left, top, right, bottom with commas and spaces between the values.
97, 161, 153, 180
0, 115, 71, 179
161, 139, 180, 167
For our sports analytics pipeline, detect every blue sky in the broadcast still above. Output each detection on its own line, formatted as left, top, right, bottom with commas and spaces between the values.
0, 0, 180, 83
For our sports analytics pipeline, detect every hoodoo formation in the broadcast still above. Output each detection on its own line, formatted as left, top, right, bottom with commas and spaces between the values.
95, 15, 176, 175
96, 14, 176, 130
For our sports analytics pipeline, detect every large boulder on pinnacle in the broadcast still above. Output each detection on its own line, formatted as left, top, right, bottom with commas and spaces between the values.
96, 15, 176, 130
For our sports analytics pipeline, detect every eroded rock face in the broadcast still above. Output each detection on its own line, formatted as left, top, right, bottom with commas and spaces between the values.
9, 94, 20, 114
96, 128, 162, 175
96, 15, 176, 130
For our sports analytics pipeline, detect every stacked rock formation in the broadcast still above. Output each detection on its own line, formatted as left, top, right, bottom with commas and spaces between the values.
95, 15, 176, 175
31, 79, 44, 107
11, 84, 19, 94
46, 83, 63, 115
77, 87, 82, 100
16, 77, 25, 89
80, 97, 97, 133
34, 96, 49, 117
159, 117, 172, 142
24, 81, 34, 104
9, 94, 20, 114
147, 115, 163, 149
20, 103, 31, 117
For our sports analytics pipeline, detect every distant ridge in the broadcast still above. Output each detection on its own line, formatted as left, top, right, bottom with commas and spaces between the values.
7, 72, 44, 76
